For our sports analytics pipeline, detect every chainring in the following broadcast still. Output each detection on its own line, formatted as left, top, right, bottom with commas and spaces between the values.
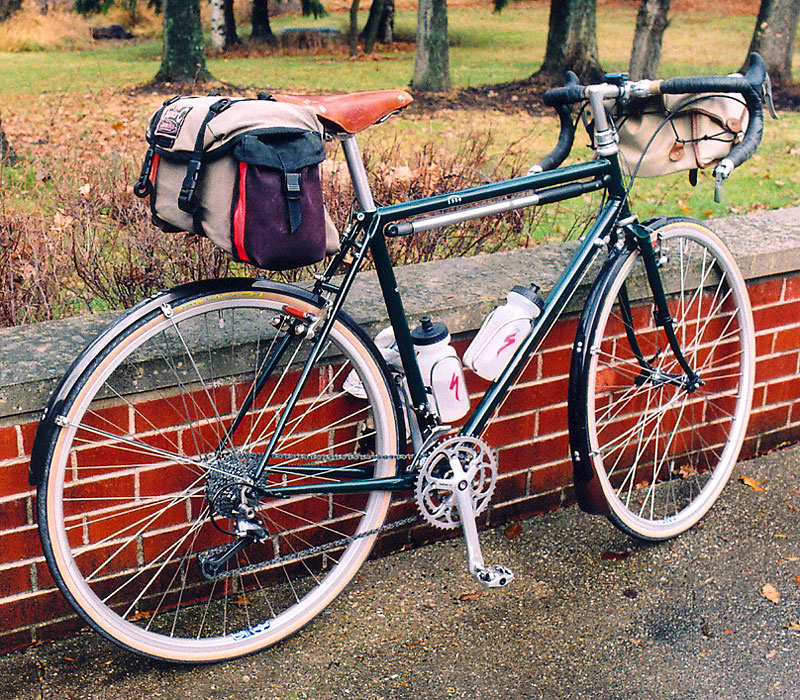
414, 436, 497, 529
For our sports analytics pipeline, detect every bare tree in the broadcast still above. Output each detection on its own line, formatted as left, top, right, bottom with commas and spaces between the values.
154, 0, 211, 83
744, 0, 800, 86
411, 0, 451, 91
251, 0, 275, 43
629, 0, 670, 80
535, 0, 603, 83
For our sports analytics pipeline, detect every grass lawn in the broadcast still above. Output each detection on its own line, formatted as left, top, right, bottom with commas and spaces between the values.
0, 1, 798, 323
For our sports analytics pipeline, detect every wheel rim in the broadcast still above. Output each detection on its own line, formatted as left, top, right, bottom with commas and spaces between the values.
586, 223, 754, 539
41, 290, 398, 662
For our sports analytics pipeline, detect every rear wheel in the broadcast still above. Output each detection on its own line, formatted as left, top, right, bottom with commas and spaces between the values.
573, 219, 754, 540
37, 282, 401, 662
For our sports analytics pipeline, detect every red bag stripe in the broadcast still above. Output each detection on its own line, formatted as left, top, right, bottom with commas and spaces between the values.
233, 162, 250, 262
149, 153, 160, 186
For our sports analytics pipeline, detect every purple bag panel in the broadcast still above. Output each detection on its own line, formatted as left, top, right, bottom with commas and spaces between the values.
232, 162, 327, 271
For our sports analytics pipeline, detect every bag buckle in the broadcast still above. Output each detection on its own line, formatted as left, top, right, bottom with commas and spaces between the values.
285, 172, 302, 198
134, 148, 154, 198
178, 159, 202, 213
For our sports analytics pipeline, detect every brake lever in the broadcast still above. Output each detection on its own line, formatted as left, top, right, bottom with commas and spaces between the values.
762, 72, 779, 119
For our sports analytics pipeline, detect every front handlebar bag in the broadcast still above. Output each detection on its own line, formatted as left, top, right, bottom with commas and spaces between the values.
135, 95, 339, 271
594, 93, 748, 178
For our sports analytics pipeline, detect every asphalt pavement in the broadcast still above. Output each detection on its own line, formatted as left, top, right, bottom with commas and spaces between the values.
0, 445, 798, 700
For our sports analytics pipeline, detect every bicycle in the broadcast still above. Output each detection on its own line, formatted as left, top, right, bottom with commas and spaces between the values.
30, 54, 773, 663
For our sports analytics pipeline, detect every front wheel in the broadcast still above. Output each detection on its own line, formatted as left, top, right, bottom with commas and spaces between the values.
571, 219, 754, 540
36, 281, 401, 663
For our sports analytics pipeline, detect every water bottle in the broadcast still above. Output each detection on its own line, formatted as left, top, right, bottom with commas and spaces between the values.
342, 326, 401, 399
463, 284, 544, 381
412, 316, 470, 422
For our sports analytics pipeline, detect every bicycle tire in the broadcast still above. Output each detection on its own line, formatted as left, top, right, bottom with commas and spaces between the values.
570, 218, 754, 540
36, 280, 401, 663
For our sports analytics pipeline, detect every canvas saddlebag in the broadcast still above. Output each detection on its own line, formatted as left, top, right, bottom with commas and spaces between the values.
135, 95, 339, 270
590, 92, 748, 179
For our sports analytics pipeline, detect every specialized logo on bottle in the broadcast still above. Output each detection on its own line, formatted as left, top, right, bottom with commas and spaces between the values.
497, 331, 518, 357
449, 372, 461, 400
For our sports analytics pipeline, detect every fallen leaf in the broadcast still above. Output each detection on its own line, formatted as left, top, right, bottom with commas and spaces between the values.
623, 587, 638, 599
740, 475, 767, 492
601, 549, 631, 561
788, 621, 800, 632
761, 584, 781, 603
504, 522, 523, 539
79, 183, 92, 197
786, 556, 799, 562
457, 591, 482, 602
723, 628, 736, 634
766, 649, 778, 659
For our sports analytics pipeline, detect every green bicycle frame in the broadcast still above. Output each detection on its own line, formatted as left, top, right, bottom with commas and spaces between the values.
248, 143, 683, 498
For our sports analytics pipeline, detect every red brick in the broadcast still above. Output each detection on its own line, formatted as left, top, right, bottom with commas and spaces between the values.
492, 471, 528, 503
529, 461, 572, 494
752, 300, 800, 332
538, 403, 569, 436
752, 384, 766, 410
134, 386, 232, 433
0, 628, 33, 654
773, 327, 800, 353
757, 426, 800, 455
747, 405, 792, 436
0, 525, 39, 566
746, 277, 784, 308
33, 615, 85, 645
765, 376, 800, 407
540, 316, 580, 350
755, 331, 775, 357
0, 588, 74, 630
783, 274, 800, 301
0, 426, 18, 462
18, 422, 39, 460
0, 497, 29, 532
539, 345, 573, 380
755, 353, 799, 385
0, 563, 32, 598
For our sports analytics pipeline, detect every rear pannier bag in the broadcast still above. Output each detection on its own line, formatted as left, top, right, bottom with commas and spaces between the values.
134, 95, 339, 271
589, 92, 748, 179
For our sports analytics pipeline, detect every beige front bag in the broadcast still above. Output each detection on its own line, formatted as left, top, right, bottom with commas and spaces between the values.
591, 93, 748, 178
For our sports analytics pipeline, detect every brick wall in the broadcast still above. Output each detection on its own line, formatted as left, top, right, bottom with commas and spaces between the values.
1, 210, 799, 654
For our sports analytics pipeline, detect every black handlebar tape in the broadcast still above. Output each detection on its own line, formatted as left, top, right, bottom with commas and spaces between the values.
660, 53, 767, 170
536, 102, 577, 171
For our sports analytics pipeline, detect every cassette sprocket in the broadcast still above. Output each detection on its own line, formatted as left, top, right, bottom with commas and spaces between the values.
414, 436, 497, 529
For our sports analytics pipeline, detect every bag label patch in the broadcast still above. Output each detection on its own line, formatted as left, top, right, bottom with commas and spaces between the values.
155, 104, 193, 139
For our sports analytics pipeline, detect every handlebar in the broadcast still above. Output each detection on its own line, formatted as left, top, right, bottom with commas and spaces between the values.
535, 53, 770, 190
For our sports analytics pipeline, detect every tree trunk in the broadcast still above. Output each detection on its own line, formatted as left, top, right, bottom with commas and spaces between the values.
349, 0, 360, 56
0, 118, 16, 164
411, 0, 451, 92
211, 0, 226, 51
361, 0, 383, 53
379, 0, 394, 43
744, 0, 800, 87
361, 0, 393, 52
251, 0, 275, 42
535, 0, 603, 84
224, 0, 239, 46
629, 0, 670, 80
0, 0, 22, 21
154, 0, 211, 84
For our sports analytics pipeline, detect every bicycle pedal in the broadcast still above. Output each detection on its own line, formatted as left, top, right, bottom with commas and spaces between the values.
474, 564, 514, 589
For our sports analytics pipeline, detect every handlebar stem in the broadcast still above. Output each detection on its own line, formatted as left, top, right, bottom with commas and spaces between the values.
587, 85, 620, 157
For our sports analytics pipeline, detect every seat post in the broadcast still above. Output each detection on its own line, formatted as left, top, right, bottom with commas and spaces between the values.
340, 134, 376, 212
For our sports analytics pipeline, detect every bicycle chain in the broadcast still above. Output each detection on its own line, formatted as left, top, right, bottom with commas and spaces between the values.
199, 513, 420, 581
